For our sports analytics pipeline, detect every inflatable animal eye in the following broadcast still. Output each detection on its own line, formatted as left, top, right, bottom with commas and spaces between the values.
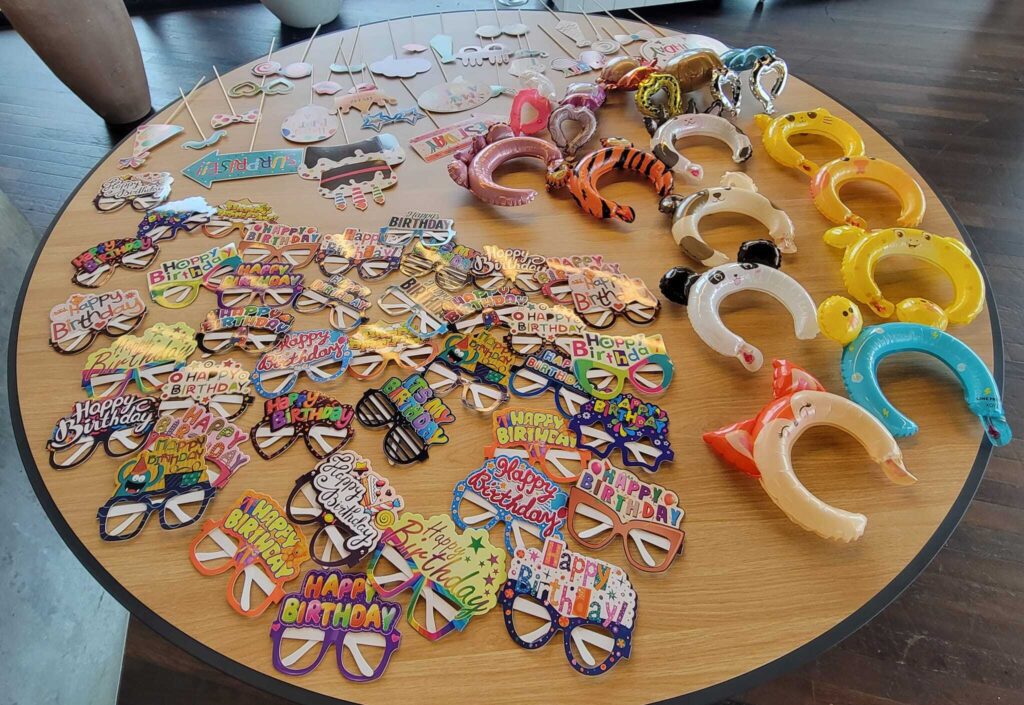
660, 241, 817, 371
648, 113, 753, 186
811, 156, 926, 228
754, 108, 865, 176
659, 172, 796, 266
704, 360, 915, 542
448, 124, 564, 207
546, 138, 674, 223
824, 225, 984, 329
818, 297, 1011, 446
720, 45, 789, 114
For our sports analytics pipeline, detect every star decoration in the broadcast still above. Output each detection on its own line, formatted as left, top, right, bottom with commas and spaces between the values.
484, 574, 494, 586
469, 536, 485, 553
360, 106, 427, 133
489, 554, 499, 566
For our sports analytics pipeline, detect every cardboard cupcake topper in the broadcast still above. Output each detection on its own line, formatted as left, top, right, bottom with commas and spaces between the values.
239, 222, 322, 268
47, 393, 158, 470
93, 172, 173, 212
379, 211, 456, 248
146, 243, 241, 309
487, 407, 592, 484
501, 538, 636, 675
159, 359, 254, 420
49, 289, 147, 354
97, 434, 213, 541
151, 403, 250, 488
270, 570, 403, 681
570, 459, 685, 573
345, 321, 439, 381
311, 151, 398, 211
567, 332, 674, 399
569, 394, 674, 473
508, 345, 595, 419
249, 390, 355, 461
203, 199, 279, 238
136, 197, 216, 243
212, 262, 305, 308
286, 450, 405, 567
355, 374, 455, 465
71, 235, 159, 288
252, 329, 352, 398
367, 512, 506, 640
195, 306, 295, 356
189, 490, 309, 617
293, 274, 372, 332
451, 455, 568, 553
81, 321, 197, 398
399, 240, 480, 292
315, 228, 404, 281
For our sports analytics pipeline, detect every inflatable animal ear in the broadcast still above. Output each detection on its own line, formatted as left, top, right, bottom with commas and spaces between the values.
737, 239, 782, 269
658, 266, 700, 305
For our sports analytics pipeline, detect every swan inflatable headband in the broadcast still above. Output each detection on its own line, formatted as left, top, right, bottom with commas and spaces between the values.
824, 225, 985, 330
818, 296, 1011, 446
704, 360, 915, 542
660, 241, 818, 371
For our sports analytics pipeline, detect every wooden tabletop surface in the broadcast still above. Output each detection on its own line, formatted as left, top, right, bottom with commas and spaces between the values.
10, 11, 1000, 705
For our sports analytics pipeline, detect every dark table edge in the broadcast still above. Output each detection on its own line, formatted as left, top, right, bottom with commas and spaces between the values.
6, 11, 1003, 705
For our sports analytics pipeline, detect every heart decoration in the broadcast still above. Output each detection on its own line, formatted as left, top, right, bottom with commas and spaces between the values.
263, 78, 295, 95
228, 80, 262, 98
548, 105, 597, 156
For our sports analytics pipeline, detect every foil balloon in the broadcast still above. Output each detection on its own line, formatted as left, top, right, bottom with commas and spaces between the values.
704, 360, 915, 542
509, 88, 551, 136
660, 241, 818, 371
633, 73, 684, 122
648, 113, 753, 185
811, 156, 927, 228
719, 45, 788, 114
824, 225, 985, 328
518, 69, 557, 102
448, 124, 563, 207
547, 82, 606, 156
754, 108, 866, 177
817, 297, 1011, 446
546, 137, 674, 223
660, 49, 742, 116
598, 56, 656, 91
659, 172, 796, 266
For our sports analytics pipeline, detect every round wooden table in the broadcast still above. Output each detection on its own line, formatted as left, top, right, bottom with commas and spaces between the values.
10, 10, 1001, 705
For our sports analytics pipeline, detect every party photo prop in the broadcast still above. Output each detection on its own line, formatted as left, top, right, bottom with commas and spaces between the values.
203, 199, 279, 239
181, 149, 304, 188
281, 104, 340, 144
501, 302, 587, 354
423, 330, 515, 412
190, 490, 309, 617
81, 321, 197, 399
252, 329, 352, 398
754, 108, 865, 176
355, 374, 455, 465
47, 394, 158, 470
146, 243, 241, 309
553, 263, 659, 329
304, 150, 399, 211
249, 390, 355, 461
508, 345, 594, 419
417, 77, 502, 115
369, 54, 431, 79
335, 82, 399, 114
399, 240, 480, 292
293, 274, 372, 332
704, 360, 915, 542
286, 450, 404, 567
316, 228, 404, 281
270, 570, 402, 682
648, 113, 753, 185
346, 322, 438, 381
118, 123, 184, 169
501, 538, 636, 676
367, 512, 505, 640
299, 137, 406, 180
159, 358, 254, 420
239, 222, 322, 269
569, 459, 684, 573
211, 262, 305, 309
660, 172, 796, 267
569, 394, 674, 473
97, 434, 214, 541
93, 172, 173, 212
362, 107, 427, 132
566, 332, 674, 399
810, 156, 926, 228
409, 113, 505, 163
379, 210, 456, 248
823, 225, 985, 328
49, 289, 147, 354
195, 306, 295, 356
486, 407, 592, 485
659, 245, 819, 372
442, 287, 531, 334
473, 245, 547, 293
136, 197, 216, 243
71, 236, 159, 288
376, 278, 452, 339
452, 454, 568, 553
817, 297, 1011, 446
150, 403, 250, 487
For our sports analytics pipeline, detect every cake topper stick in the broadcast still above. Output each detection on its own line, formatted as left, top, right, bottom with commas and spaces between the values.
538, 25, 577, 59
177, 85, 226, 149
250, 88, 266, 152
627, 9, 667, 37
332, 35, 345, 67
301, 24, 322, 64
165, 76, 203, 124
432, 42, 450, 82
400, 79, 440, 128
542, 3, 589, 47
594, 0, 631, 34
212, 66, 237, 115
338, 106, 351, 143
604, 26, 637, 57
387, 18, 400, 58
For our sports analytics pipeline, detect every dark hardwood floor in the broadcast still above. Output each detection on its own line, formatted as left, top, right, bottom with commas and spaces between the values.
1, 1, 1021, 704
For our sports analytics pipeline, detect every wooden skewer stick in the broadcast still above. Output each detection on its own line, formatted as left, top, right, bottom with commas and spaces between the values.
177, 86, 206, 139
604, 26, 636, 56
591, 0, 630, 33
581, 8, 602, 41
212, 66, 236, 114
399, 78, 438, 128
300, 24, 322, 63
250, 90, 266, 152
332, 36, 346, 65
338, 109, 350, 144
538, 24, 576, 59
386, 18, 399, 56
542, 3, 561, 21
627, 9, 666, 37
344, 24, 362, 90
165, 76, 204, 123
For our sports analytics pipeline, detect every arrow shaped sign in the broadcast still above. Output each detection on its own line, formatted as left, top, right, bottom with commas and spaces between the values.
181, 148, 303, 188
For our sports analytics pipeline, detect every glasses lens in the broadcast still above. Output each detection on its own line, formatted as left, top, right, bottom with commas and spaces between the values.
161, 486, 211, 529
629, 357, 670, 394
99, 497, 151, 540
329, 303, 365, 332
305, 422, 353, 459
251, 421, 298, 460
508, 367, 549, 398
104, 427, 149, 457
293, 290, 327, 314
273, 626, 329, 675
49, 436, 98, 469
463, 382, 507, 413
580, 310, 616, 330
152, 283, 199, 308
190, 525, 239, 575
358, 259, 396, 280
396, 344, 436, 370
625, 526, 678, 571
207, 393, 251, 421
566, 622, 617, 672
231, 562, 280, 615
338, 631, 395, 681
347, 352, 387, 380
368, 542, 419, 596
318, 255, 354, 277
240, 244, 274, 263
383, 425, 429, 465
554, 386, 590, 418
356, 391, 397, 428
218, 288, 256, 308
83, 369, 130, 399
508, 592, 555, 647
569, 497, 617, 549
452, 489, 497, 530
310, 524, 360, 567
408, 582, 463, 640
